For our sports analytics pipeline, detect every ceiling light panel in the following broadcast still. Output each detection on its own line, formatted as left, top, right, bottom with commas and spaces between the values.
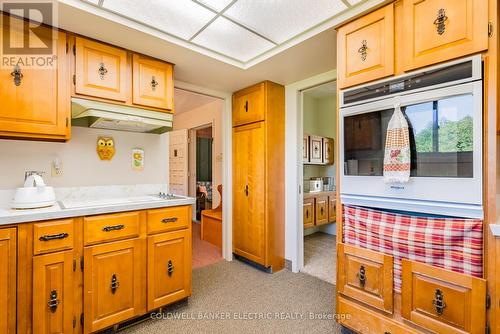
102, 0, 217, 40
347, 0, 364, 4
224, 0, 347, 43
192, 16, 275, 62
196, 0, 234, 12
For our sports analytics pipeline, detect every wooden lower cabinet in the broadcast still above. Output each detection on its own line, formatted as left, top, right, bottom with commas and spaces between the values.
315, 195, 329, 226
147, 229, 191, 310
33, 250, 74, 334
303, 198, 315, 229
328, 196, 336, 222
0, 228, 16, 333
83, 238, 145, 333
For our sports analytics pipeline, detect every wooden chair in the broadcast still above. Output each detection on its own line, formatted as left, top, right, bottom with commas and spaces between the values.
201, 185, 222, 249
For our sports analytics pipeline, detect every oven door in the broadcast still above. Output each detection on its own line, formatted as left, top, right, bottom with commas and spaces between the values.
340, 81, 483, 218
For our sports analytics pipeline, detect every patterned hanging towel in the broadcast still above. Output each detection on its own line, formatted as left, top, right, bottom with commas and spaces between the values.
383, 103, 410, 183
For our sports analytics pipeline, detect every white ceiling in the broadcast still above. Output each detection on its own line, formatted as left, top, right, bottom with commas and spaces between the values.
174, 88, 221, 115
303, 81, 337, 98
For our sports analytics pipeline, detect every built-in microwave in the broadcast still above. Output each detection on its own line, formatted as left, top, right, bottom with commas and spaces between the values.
339, 56, 483, 218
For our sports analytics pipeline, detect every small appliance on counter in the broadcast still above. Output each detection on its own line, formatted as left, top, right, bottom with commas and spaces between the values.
309, 177, 323, 193
11, 171, 56, 209
322, 177, 334, 191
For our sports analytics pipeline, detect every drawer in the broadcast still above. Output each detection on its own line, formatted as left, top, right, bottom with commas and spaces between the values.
401, 259, 486, 334
84, 212, 140, 245
338, 296, 421, 334
147, 206, 190, 235
232, 83, 265, 127
315, 195, 329, 225
338, 243, 394, 313
33, 219, 74, 255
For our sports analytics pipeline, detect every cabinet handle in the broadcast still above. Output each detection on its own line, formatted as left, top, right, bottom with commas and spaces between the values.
244, 100, 249, 112
98, 62, 108, 79
11, 65, 23, 86
47, 290, 60, 313
358, 40, 368, 61
162, 217, 178, 224
432, 288, 447, 315
433, 8, 448, 35
306, 210, 309, 219
102, 224, 125, 232
244, 185, 249, 197
39, 232, 69, 241
110, 273, 119, 294
320, 207, 324, 216
151, 75, 159, 91
167, 260, 174, 277
357, 265, 366, 287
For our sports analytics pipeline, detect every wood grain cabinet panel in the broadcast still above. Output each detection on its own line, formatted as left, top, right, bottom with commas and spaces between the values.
147, 206, 190, 235
315, 195, 329, 226
33, 251, 74, 334
402, 0, 488, 71
328, 196, 336, 222
338, 243, 394, 313
84, 239, 144, 333
83, 211, 140, 245
0, 228, 16, 334
303, 198, 315, 229
75, 37, 128, 101
401, 259, 486, 334
323, 137, 334, 165
132, 54, 173, 110
309, 135, 324, 164
232, 83, 265, 127
147, 229, 191, 310
33, 219, 74, 255
337, 4, 395, 88
0, 15, 69, 140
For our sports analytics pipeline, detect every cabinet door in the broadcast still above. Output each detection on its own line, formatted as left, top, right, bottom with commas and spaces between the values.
0, 228, 16, 334
33, 251, 74, 334
232, 83, 265, 127
337, 4, 394, 88
232, 122, 266, 265
132, 54, 173, 110
309, 135, 323, 164
75, 37, 128, 101
0, 16, 69, 140
403, 0, 488, 71
302, 135, 310, 163
303, 198, 315, 229
315, 195, 329, 226
328, 196, 336, 222
323, 137, 334, 165
84, 239, 144, 333
147, 229, 191, 310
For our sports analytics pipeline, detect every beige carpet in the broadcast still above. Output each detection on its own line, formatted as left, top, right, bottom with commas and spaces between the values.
302, 232, 337, 285
121, 260, 342, 334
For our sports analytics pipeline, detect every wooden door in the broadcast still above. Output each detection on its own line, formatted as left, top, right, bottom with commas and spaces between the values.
33, 251, 74, 334
401, 259, 486, 334
328, 196, 336, 222
315, 195, 329, 225
132, 54, 173, 110
75, 37, 128, 101
169, 129, 189, 196
0, 228, 16, 334
0, 16, 69, 140
232, 83, 265, 127
303, 198, 315, 229
337, 3, 394, 88
233, 122, 266, 265
147, 229, 191, 310
403, 0, 488, 71
84, 239, 144, 333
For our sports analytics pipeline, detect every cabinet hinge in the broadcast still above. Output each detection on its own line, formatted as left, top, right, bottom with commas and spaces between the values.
80, 313, 84, 327
72, 316, 76, 328
80, 256, 84, 271
73, 44, 76, 55
488, 22, 494, 38
72, 74, 76, 85
72, 258, 76, 271
486, 294, 491, 309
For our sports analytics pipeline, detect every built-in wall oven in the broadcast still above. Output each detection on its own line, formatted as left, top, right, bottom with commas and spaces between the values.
339, 56, 483, 218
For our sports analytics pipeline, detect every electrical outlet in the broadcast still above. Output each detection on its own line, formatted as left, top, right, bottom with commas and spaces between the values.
51, 159, 63, 177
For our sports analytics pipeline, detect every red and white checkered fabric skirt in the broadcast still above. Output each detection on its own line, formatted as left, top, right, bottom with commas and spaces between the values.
343, 205, 483, 293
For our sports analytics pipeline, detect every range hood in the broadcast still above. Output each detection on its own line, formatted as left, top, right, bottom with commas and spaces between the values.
71, 98, 173, 133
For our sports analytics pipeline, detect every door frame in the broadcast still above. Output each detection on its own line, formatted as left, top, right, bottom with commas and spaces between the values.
174, 81, 233, 261
284, 70, 337, 272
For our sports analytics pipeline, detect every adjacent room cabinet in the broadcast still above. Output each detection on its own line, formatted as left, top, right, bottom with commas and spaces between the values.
303, 135, 334, 165
0, 228, 16, 334
232, 81, 285, 272
0, 15, 70, 141
303, 192, 336, 229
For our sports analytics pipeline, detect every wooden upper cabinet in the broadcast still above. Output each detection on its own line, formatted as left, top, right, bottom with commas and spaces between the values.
0, 15, 69, 140
232, 83, 265, 127
132, 54, 173, 111
337, 4, 394, 89
75, 37, 128, 102
402, 0, 488, 71
0, 228, 16, 334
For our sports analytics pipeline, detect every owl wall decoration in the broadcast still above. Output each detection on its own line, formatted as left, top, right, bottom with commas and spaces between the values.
97, 137, 116, 160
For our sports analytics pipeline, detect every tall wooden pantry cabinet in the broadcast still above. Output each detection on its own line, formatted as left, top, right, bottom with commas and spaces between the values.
232, 81, 285, 272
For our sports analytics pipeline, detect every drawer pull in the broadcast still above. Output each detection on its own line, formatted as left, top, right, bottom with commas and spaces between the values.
162, 217, 178, 224
432, 288, 446, 315
358, 40, 368, 61
306, 210, 309, 219
102, 224, 125, 232
110, 273, 119, 294
39, 232, 69, 241
167, 260, 174, 277
244, 100, 248, 112
320, 207, 324, 216
357, 265, 366, 287
151, 75, 159, 90
47, 290, 60, 313
11, 65, 23, 86
433, 8, 448, 35
98, 62, 108, 79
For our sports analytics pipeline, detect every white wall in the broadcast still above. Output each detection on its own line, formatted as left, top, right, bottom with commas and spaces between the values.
0, 127, 169, 190
173, 99, 223, 208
